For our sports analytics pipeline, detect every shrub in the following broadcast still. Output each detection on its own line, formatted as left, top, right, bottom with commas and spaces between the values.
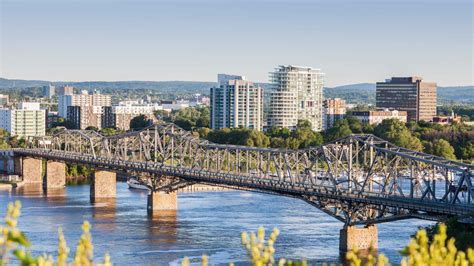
0, 201, 111, 266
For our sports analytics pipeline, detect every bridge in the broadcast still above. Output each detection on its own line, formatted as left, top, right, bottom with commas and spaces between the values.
2, 122, 473, 252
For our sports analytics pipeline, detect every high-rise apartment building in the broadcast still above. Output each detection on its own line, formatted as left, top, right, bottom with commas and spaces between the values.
58, 91, 111, 117
210, 75, 263, 131
42, 84, 55, 98
268, 65, 325, 131
0, 103, 46, 137
57, 85, 74, 96
376, 77, 437, 122
324, 98, 346, 129
217, 74, 246, 86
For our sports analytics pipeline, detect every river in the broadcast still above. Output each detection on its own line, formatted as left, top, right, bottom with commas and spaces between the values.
0, 182, 434, 265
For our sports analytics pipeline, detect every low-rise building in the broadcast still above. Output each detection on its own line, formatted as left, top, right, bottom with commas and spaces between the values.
432, 114, 462, 125
161, 100, 191, 111
351, 109, 407, 125
112, 103, 162, 130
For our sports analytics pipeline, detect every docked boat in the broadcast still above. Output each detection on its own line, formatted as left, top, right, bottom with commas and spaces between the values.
127, 178, 150, 191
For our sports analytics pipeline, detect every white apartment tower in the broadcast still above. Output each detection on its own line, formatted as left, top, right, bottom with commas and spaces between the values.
268, 65, 325, 131
210, 75, 263, 131
0, 103, 46, 138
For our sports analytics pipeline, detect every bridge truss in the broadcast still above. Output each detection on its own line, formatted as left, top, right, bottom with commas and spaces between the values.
18, 122, 474, 225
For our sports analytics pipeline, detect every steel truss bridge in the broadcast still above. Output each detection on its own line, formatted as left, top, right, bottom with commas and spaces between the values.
12, 122, 474, 225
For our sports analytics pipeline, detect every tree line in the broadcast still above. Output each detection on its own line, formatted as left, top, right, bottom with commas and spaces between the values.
152, 106, 473, 163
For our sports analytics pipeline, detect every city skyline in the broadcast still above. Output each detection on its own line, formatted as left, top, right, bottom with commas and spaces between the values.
1, 0, 473, 87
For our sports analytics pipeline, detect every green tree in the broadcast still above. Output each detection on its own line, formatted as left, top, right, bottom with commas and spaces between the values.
346, 117, 363, 133
0, 129, 11, 149
324, 119, 353, 142
196, 127, 212, 138
85, 126, 99, 131
130, 115, 153, 130
459, 142, 474, 162
207, 128, 269, 148
100, 127, 118, 136
171, 106, 210, 130
266, 126, 291, 139
174, 118, 194, 131
374, 119, 423, 151
432, 139, 456, 160
293, 120, 323, 148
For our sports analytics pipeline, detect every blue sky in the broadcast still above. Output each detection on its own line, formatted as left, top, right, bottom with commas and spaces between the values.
0, 0, 472, 86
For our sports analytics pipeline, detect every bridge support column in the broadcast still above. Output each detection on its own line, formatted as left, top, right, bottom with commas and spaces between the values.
21, 157, 43, 184
45, 161, 66, 189
13, 157, 22, 175
339, 225, 378, 252
147, 191, 177, 215
90, 170, 116, 201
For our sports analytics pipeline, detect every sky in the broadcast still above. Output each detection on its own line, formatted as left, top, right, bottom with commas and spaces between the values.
0, 0, 473, 87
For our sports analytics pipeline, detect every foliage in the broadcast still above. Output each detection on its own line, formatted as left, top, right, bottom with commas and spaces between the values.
0, 129, 11, 149
423, 219, 474, 251
431, 139, 456, 160
85, 126, 99, 131
408, 121, 473, 162
0, 201, 111, 265
159, 106, 210, 131
52, 118, 76, 129
181, 227, 307, 266
437, 105, 474, 121
99, 127, 118, 136
208, 128, 270, 148
130, 114, 153, 130
374, 119, 423, 151
66, 163, 93, 183
7, 137, 26, 149
324, 119, 353, 142
240, 227, 307, 266
182, 224, 474, 265
346, 223, 474, 266
266, 120, 323, 149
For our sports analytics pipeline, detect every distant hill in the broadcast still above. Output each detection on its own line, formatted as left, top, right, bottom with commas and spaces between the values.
324, 83, 376, 104
0, 78, 216, 93
437, 86, 474, 105
0, 78, 472, 105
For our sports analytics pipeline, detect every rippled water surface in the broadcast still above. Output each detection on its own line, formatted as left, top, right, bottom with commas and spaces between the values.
0, 183, 433, 265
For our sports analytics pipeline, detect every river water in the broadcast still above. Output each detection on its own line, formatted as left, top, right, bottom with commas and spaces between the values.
0, 183, 433, 265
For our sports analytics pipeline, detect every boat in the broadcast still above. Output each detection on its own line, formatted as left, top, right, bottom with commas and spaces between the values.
127, 178, 150, 191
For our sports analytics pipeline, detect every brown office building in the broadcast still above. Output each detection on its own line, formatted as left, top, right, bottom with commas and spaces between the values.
376, 77, 437, 122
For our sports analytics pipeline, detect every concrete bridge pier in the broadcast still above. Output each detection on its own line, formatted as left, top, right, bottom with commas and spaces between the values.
44, 161, 66, 189
339, 225, 378, 252
147, 191, 177, 215
17, 157, 43, 184
90, 170, 116, 202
